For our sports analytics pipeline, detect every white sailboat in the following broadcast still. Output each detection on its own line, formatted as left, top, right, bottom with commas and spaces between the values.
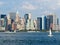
48, 29, 53, 37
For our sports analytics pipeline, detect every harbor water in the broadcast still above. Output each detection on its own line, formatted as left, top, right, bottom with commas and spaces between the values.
0, 32, 60, 45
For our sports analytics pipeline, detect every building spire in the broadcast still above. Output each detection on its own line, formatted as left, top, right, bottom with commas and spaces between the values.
16, 10, 19, 14
16, 10, 19, 22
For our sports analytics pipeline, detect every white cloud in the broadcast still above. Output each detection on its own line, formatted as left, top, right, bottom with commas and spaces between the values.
40, 0, 51, 2
44, 0, 60, 10
49, 6, 56, 10
21, 2, 38, 10
57, 3, 60, 6
0, 2, 4, 6
42, 10, 54, 15
49, 0, 60, 10
34, 0, 51, 3
57, 0, 60, 6
43, 10, 49, 14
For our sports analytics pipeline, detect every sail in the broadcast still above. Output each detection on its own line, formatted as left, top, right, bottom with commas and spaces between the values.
48, 29, 53, 37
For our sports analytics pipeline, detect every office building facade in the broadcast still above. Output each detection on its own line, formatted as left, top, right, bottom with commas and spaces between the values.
37, 17, 42, 30
42, 16, 47, 30
24, 13, 31, 30
47, 14, 59, 30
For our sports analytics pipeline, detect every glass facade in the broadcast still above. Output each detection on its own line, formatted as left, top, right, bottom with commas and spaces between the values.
1, 14, 6, 27
37, 17, 42, 30
46, 17, 50, 30
24, 14, 29, 23
47, 15, 53, 30
24, 14, 31, 30
1, 14, 6, 18
42, 16, 48, 30
57, 18, 59, 25
44, 16, 47, 30
4, 16, 8, 30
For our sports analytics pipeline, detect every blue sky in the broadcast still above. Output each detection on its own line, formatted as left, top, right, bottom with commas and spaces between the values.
0, 0, 60, 21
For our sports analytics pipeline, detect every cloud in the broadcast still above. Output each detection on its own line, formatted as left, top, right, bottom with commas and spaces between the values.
21, 2, 38, 10
40, 0, 51, 2
49, 6, 56, 10
57, 0, 60, 6
57, 3, 60, 6
34, 0, 51, 3
39, 0, 60, 10
43, 10, 49, 14
0, 2, 4, 6
42, 10, 54, 15
49, 0, 60, 10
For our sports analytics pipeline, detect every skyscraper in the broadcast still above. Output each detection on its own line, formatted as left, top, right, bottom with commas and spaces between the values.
37, 17, 42, 30
9, 12, 16, 21
7, 14, 11, 25
7, 14, 12, 31
12, 22, 17, 31
26, 19, 34, 30
24, 13, 31, 30
47, 14, 59, 30
0, 14, 6, 27
15, 11, 20, 23
37, 15, 51, 30
46, 16, 50, 30
1, 14, 6, 18
20, 18, 25, 30
4, 16, 8, 31
33, 20, 37, 30
8, 12, 16, 31
42, 16, 47, 30
0, 14, 8, 31
24, 14, 29, 24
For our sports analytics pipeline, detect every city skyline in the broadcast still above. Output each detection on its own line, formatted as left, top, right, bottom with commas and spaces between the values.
0, 11, 59, 31
0, 0, 60, 23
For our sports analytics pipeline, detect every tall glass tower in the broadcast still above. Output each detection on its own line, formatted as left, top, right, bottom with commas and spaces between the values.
37, 17, 42, 30
24, 13, 31, 30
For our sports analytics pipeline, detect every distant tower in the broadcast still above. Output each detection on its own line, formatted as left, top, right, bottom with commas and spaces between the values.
33, 20, 37, 30
0, 14, 6, 27
37, 17, 42, 30
24, 13, 32, 30
4, 16, 8, 31
9, 12, 16, 22
42, 16, 47, 30
29, 13, 31, 19
47, 14, 59, 30
29, 13, 31, 30
16, 11, 20, 23
7, 14, 11, 25
7, 14, 10, 19
24, 14, 29, 30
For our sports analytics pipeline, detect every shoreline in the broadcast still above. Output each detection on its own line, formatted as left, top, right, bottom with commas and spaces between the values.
0, 30, 60, 32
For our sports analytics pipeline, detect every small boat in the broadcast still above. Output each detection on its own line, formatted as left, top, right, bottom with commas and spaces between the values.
48, 29, 53, 37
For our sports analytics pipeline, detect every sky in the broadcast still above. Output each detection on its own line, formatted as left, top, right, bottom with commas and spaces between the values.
0, 0, 60, 22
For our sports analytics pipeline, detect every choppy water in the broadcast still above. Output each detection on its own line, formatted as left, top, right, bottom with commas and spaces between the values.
0, 32, 60, 45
